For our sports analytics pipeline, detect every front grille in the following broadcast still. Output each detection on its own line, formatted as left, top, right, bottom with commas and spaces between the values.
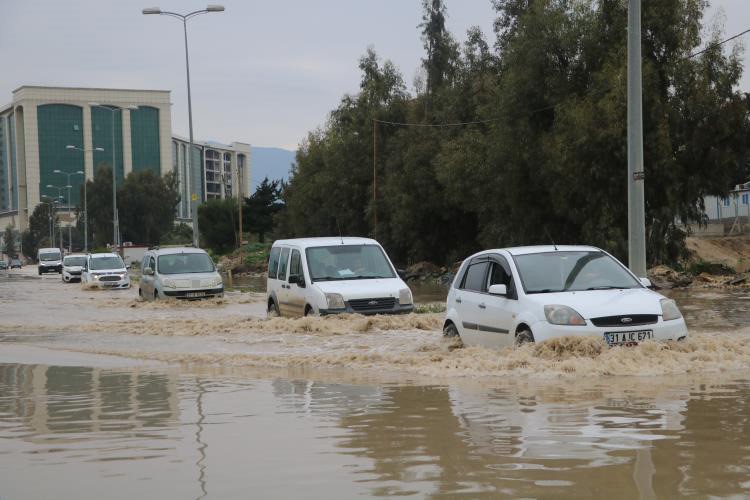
69, 271, 81, 276
98, 275, 121, 282
348, 297, 396, 313
590, 314, 658, 327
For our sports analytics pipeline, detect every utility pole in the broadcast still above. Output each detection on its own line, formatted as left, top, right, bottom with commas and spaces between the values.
237, 160, 243, 263
373, 119, 378, 239
628, 0, 647, 277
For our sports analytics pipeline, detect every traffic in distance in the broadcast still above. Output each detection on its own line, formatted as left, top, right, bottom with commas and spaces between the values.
13, 238, 687, 348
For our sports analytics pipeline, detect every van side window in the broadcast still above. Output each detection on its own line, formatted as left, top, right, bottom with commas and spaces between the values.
149, 256, 156, 272
141, 256, 149, 271
461, 262, 490, 292
289, 250, 301, 280
268, 247, 281, 279
278, 248, 290, 281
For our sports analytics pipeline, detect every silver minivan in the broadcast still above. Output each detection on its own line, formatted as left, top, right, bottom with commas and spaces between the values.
139, 247, 223, 300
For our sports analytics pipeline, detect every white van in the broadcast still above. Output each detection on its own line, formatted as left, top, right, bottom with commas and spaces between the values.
266, 237, 413, 317
37, 247, 62, 275
139, 247, 223, 300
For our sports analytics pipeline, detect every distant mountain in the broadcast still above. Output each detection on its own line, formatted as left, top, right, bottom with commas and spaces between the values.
251, 146, 296, 189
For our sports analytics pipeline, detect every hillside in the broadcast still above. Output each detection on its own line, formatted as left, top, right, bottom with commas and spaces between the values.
251, 146, 295, 189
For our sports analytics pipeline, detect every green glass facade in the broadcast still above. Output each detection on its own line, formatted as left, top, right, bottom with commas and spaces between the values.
191, 144, 203, 205
0, 116, 7, 211
37, 104, 84, 207
91, 106, 124, 184
130, 106, 160, 174
8, 112, 17, 210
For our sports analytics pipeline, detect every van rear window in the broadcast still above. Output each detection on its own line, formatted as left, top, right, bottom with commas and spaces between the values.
268, 247, 281, 279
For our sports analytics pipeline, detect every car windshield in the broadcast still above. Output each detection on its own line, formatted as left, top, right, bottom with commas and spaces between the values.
157, 253, 215, 274
306, 244, 395, 281
89, 256, 124, 270
39, 252, 60, 261
64, 257, 86, 267
513, 251, 641, 294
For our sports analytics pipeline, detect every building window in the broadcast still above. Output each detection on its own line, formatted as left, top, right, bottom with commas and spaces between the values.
130, 106, 160, 174
743, 193, 749, 206
37, 104, 84, 208
91, 105, 124, 185
724, 197, 731, 207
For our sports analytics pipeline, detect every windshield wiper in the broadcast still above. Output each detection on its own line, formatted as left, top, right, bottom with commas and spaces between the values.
585, 286, 630, 290
526, 288, 562, 294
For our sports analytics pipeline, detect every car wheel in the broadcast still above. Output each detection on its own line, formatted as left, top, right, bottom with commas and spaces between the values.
153, 290, 158, 301
268, 300, 280, 318
515, 329, 535, 346
304, 305, 313, 317
443, 322, 460, 338
138, 287, 143, 298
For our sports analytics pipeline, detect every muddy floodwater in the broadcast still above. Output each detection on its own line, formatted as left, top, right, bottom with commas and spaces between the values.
3, 268, 750, 498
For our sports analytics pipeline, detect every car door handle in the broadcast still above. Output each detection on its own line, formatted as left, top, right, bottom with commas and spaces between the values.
478, 303, 486, 309
455, 297, 462, 304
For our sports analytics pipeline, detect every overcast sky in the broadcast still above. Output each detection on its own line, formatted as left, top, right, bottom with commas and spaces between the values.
1, 1, 748, 150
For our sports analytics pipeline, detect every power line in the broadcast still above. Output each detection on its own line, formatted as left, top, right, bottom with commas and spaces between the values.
687, 28, 750, 59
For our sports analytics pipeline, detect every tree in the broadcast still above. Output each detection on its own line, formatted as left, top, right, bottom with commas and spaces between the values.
83, 167, 181, 246
28, 202, 58, 248
118, 170, 181, 244
21, 231, 39, 260
83, 166, 115, 248
3, 225, 17, 256
244, 177, 283, 242
198, 198, 238, 254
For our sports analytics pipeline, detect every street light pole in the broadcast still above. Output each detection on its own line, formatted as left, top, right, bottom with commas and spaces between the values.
46, 185, 69, 252
66, 145, 104, 252
53, 169, 84, 253
143, 4, 225, 248
88, 103, 138, 254
628, 0, 647, 277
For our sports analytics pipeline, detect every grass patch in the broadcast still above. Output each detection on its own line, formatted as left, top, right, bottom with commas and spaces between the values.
243, 242, 272, 268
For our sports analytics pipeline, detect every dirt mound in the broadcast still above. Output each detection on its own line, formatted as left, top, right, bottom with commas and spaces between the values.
686, 235, 750, 272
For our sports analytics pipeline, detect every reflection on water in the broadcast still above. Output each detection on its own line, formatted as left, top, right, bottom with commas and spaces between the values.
3, 360, 750, 498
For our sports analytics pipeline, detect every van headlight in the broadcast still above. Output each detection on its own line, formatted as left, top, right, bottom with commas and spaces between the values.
399, 288, 413, 305
660, 299, 682, 321
163, 278, 176, 289
325, 293, 346, 310
544, 305, 586, 326
211, 276, 223, 287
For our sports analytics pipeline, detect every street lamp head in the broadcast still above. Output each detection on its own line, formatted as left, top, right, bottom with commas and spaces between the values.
206, 5, 225, 12
125, 105, 139, 111
65, 185, 72, 189
76, 171, 84, 175
46, 184, 54, 188
94, 147, 104, 152
142, 7, 161, 14
53, 169, 61, 173
66, 145, 76, 150
88, 102, 101, 107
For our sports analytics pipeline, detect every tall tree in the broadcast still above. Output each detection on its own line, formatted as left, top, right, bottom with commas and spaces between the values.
2, 225, 17, 256
83, 166, 115, 248
244, 177, 283, 242
118, 170, 181, 245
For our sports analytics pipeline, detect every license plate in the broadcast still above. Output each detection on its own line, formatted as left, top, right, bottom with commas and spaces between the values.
604, 330, 653, 346
186, 291, 206, 298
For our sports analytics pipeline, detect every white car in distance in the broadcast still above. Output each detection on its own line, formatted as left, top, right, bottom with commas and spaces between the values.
444, 246, 688, 348
62, 254, 87, 283
81, 253, 131, 289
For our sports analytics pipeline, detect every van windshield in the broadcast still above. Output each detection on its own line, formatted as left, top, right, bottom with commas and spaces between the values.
306, 245, 395, 281
39, 252, 61, 262
89, 256, 125, 270
157, 253, 215, 274
63, 256, 86, 267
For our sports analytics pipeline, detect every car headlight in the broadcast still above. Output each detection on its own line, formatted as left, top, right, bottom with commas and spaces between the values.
544, 305, 586, 326
92, 274, 100, 280
399, 288, 413, 305
660, 299, 682, 321
325, 293, 346, 309
212, 276, 223, 287
163, 278, 176, 289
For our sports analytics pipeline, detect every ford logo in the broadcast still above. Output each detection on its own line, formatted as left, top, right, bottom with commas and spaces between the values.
368, 300, 379, 306
621, 317, 633, 324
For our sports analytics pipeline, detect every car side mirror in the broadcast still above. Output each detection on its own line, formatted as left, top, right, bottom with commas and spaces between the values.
488, 284, 507, 296
144, 268, 154, 276
289, 274, 305, 287
640, 277, 652, 288
397, 268, 406, 279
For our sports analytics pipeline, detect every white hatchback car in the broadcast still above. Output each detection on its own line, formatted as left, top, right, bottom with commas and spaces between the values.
444, 246, 688, 347
266, 237, 413, 317
139, 247, 223, 300
81, 253, 131, 289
